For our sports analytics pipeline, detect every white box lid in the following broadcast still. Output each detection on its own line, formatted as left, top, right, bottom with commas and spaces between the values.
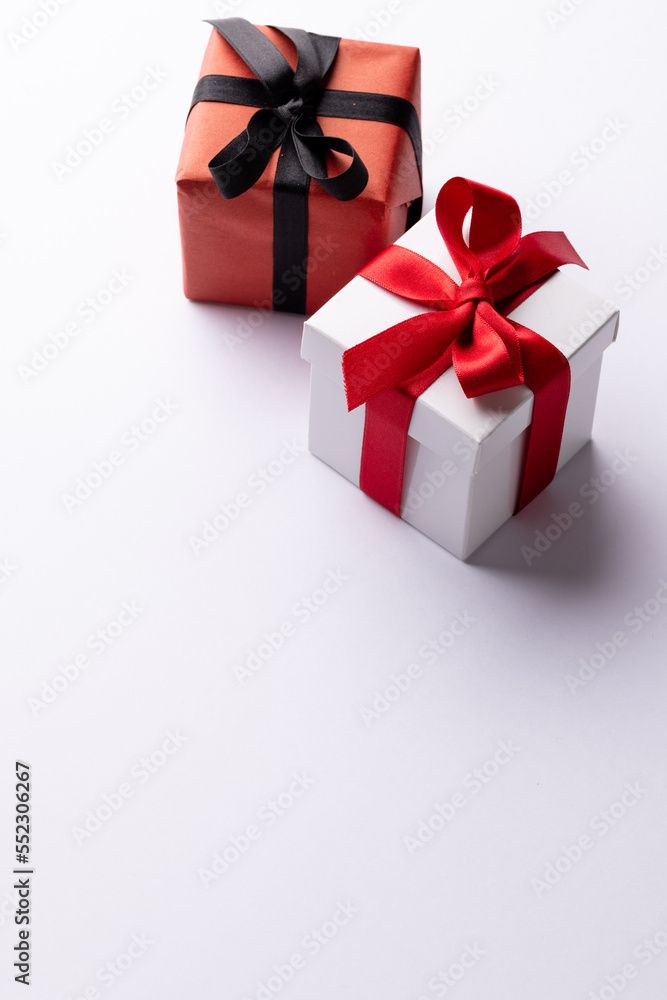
302, 208, 619, 473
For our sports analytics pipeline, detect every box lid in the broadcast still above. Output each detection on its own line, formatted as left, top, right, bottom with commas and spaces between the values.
301, 208, 619, 474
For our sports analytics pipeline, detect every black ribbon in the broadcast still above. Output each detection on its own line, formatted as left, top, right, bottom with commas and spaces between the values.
188, 17, 423, 313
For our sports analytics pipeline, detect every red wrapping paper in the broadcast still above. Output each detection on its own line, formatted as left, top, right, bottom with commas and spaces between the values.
176, 26, 421, 314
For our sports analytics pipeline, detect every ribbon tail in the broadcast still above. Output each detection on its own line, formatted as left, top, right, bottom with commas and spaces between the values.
361, 245, 458, 305
343, 310, 465, 410
490, 231, 588, 313
512, 322, 571, 512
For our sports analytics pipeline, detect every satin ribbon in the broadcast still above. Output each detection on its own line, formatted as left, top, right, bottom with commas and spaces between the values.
188, 18, 423, 313
342, 176, 587, 515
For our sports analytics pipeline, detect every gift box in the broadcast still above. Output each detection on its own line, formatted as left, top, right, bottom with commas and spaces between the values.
301, 177, 619, 560
176, 18, 422, 314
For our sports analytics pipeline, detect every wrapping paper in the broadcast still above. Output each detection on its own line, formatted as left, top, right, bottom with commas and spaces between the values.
176, 25, 421, 313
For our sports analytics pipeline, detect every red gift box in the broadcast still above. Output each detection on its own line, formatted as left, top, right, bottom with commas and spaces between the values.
176, 19, 422, 314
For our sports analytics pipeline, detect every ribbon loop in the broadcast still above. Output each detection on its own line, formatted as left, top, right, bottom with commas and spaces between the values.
343, 176, 588, 515
208, 107, 286, 199
437, 176, 522, 279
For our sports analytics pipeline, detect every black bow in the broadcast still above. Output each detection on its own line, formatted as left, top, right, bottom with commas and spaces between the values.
203, 19, 369, 202
188, 18, 422, 313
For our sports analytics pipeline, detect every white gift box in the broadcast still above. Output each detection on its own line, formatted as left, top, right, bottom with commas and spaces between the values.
301, 208, 619, 560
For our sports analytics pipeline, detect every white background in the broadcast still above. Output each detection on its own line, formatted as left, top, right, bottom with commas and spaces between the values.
2, 0, 667, 998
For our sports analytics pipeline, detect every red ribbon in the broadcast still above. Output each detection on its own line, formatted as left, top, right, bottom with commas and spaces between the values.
341, 176, 587, 515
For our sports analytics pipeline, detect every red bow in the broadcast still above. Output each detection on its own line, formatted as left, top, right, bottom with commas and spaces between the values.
342, 176, 587, 515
